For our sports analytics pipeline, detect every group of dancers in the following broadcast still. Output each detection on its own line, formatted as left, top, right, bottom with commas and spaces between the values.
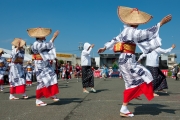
0, 5, 176, 117
0, 29, 60, 106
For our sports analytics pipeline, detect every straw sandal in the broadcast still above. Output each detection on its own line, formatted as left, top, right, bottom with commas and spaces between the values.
36, 102, 47, 106
135, 96, 142, 100
120, 112, 134, 117
154, 93, 159, 96
23, 95, 29, 99
50, 96, 60, 102
9, 97, 19, 100
83, 90, 89, 93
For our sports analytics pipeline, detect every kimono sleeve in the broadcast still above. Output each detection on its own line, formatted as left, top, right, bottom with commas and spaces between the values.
10, 49, 19, 62
3, 58, 8, 71
38, 41, 54, 53
104, 34, 120, 50
134, 23, 162, 54
155, 47, 173, 55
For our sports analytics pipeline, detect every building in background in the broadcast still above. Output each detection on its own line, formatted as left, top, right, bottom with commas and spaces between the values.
56, 52, 77, 66
167, 53, 177, 68
95, 53, 146, 69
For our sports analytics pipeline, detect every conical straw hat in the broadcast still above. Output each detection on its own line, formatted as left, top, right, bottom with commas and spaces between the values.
12, 38, 26, 47
117, 6, 153, 25
27, 28, 52, 38
0, 49, 4, 54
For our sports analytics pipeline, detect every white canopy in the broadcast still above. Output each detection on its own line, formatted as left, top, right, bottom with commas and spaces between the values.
0, 48, 32, 61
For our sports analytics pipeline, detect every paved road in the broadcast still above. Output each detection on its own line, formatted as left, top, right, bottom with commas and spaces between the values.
0, 77, 180, 120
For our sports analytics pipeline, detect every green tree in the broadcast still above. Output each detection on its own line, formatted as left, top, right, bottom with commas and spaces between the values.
58, 60, 64, 64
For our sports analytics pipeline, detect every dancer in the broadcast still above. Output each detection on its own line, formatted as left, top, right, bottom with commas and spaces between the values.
9, 38, 28, 100
81, 42, 96, 93
61, 64, 66, 79
98, 6, 172, 117
102, 65, 108, 80
28, 27, 60, 106
173, 64, 179, 80
138, 44, 175, 96
65, 62, 72, 83
76, 63, 81, 82
25, 60, 33, 86
0, 49, 8, 91
109, 67, 113, 78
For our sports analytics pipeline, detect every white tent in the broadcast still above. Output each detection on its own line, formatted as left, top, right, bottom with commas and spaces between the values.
0, 48, 32, 61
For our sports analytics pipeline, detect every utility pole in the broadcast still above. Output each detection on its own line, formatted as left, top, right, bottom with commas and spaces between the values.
78, 42, 83, 56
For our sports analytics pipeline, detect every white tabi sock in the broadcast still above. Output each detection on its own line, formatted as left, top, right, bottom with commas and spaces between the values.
9, 94, 15, 99
36, 99, 43, 104
120, 105, 134, 117
120, 105, 130, 113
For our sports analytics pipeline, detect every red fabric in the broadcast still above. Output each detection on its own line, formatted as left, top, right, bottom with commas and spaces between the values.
26, 81, 32, 84
123, 82, 154, 103
10, 84, 26, 94
36, 83, 59, 99
65, 65, 72, 72
0, 80, 4, 85
161, 69, 168, 76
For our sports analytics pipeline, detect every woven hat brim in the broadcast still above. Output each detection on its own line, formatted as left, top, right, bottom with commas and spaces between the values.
117, 6, 153, 25
27, 28, 52, 38
12, 38, 26, 47
0, 49, 4, 54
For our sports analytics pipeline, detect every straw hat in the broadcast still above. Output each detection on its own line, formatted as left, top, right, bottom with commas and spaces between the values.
12, 38, 26, 47
0, 49, 4, 54
117, 6, 153, 25
27, 28, 52, 38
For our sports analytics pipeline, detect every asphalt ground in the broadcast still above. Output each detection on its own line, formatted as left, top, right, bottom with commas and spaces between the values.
0, 77, 180, 120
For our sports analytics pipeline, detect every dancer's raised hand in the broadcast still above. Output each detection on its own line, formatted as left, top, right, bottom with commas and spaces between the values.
51, 30, 59, 42
160, 14, 172, 27
98, 47, 106, 53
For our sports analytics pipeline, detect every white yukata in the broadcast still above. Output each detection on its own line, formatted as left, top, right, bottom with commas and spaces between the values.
31, 40, 59, 100
104, 23, 162, 103
9, 48, 27, 98
0, 56, 8, 91
25, 64, 33, 85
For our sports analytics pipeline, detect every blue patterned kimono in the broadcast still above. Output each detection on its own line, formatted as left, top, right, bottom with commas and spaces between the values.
104, 23, 162, 89
31, 40, 58, 92
9, 49, 25, 87
25, 65, 33, 82
0, 57, 8, 81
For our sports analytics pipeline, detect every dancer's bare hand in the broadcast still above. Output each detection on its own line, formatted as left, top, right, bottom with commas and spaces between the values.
160, 14, 172, 27
91, 44, 95, 48
53, 30, 59, 38
98, 47, 106, 53
172, 44, 175, 49
51, 30, 59, 42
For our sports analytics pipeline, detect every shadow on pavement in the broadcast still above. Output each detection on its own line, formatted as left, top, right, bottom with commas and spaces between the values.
93, 89, 109, 93
27, 95, 36, 99
48, 98, 83, 105
130, 103, 177, 115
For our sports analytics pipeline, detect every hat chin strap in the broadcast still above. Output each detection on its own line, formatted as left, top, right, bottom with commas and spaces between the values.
131, 8, 139, 14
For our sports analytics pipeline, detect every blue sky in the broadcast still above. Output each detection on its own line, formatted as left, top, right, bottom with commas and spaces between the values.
0, 0, 180, 62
